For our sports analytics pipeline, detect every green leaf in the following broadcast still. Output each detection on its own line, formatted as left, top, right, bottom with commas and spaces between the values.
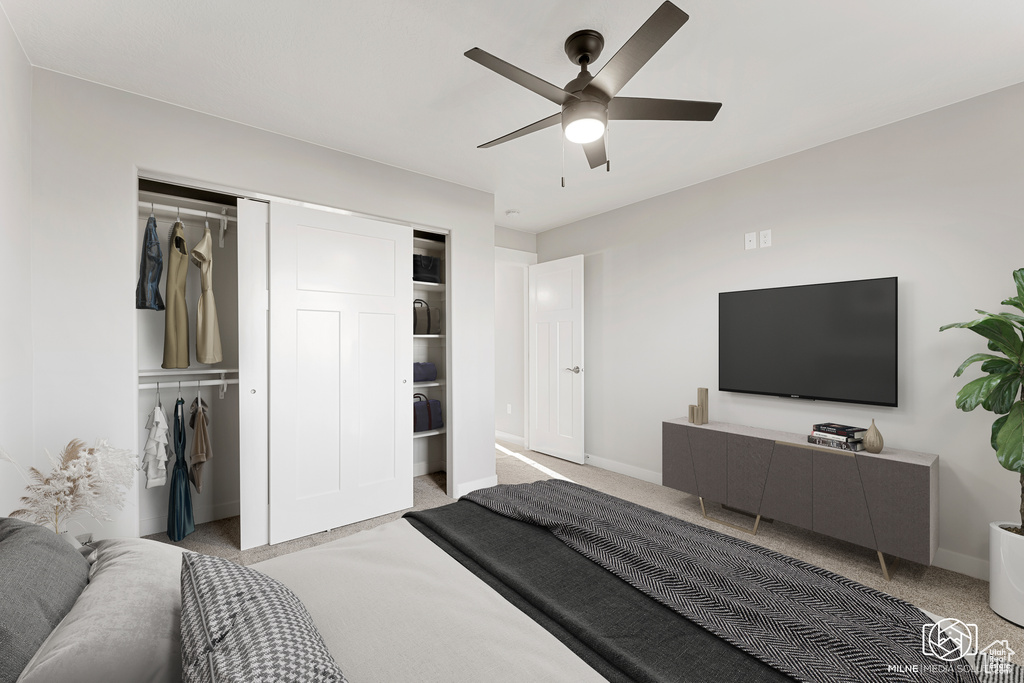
992, 414, 1009, 450
976, 309, 1024, 328
1002, 297, 1024, 314
955, 317, 1023, 361
954, 353, 1005, 377
982, 358, 1018, 374
1015, 268, 1024, 303
995, 402, 1024, 473
982, 374, 1022, 414
956, 374, 1005, 412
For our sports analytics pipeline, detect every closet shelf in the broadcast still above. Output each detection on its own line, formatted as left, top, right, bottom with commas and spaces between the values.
413, 237, 445, 251
138, 201, 237, 223
138, 368, 239, 377
413, 380, 445, 388
413, 428, 446, 439
138, 378, 238, 391
413, 334, 445, 339
413, 281, 445, 291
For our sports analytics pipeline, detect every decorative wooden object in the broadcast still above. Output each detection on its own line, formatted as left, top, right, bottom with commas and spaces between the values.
688, 389, 709, 425
864, 419, 884, 454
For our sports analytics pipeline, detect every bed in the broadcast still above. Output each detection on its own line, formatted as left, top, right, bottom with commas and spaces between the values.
0, 480, 1004, 683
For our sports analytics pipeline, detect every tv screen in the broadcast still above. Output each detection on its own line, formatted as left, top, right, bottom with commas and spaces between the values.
719, 277, 897, 407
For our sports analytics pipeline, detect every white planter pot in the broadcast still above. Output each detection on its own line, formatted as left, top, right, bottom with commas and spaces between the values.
990, 521, 1024, 627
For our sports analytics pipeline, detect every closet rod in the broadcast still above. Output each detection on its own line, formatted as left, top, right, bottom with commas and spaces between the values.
138, 201, 238, 222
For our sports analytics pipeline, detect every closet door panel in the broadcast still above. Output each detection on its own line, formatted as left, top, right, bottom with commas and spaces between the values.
294, 309, 343, 498
269, 202, 412, 545
238, 199, 270, 551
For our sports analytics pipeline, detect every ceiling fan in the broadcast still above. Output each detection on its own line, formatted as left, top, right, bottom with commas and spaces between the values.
465, 1, 721, 171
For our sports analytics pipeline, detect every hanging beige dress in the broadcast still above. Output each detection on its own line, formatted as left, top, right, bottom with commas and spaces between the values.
190, 225, 223, 364
161, 221, 190, 369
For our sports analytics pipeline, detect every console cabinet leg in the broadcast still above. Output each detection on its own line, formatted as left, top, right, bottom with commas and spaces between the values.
877, 551, 896, 581
699, 497, 762, 535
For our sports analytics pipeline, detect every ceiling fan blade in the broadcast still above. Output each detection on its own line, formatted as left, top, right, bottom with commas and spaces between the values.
582, 138, 607, 169
478, 113, 562, 149
585, 1, 689, 100
465, 48, 579, 106
609, 97, 721, 121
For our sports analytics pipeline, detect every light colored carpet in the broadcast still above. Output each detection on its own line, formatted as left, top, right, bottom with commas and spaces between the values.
146, 442, 1024, 656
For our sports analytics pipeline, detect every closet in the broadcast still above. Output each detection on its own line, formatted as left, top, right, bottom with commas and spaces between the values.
136, 181, 242, 539
135, 177, 453, 549
412, 231, 450, 478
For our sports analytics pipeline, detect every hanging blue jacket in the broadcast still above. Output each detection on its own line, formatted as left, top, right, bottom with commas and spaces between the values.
136, 215, 165, 310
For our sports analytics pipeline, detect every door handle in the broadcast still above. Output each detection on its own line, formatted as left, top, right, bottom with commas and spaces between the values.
564, 366, 581, 374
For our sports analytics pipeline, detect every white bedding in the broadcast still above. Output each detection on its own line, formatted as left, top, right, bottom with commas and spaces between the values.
254, 518, 608, 683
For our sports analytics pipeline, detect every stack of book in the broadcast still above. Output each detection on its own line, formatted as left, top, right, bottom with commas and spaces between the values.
808, 423, 867, 452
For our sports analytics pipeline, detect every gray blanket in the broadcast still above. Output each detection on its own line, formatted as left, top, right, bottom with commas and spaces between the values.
466, 480, 977, 683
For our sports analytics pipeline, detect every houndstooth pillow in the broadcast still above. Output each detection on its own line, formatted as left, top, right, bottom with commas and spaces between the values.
180, 552, 346, 683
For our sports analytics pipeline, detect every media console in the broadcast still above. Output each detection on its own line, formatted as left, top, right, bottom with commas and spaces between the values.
662, 419, 938, 579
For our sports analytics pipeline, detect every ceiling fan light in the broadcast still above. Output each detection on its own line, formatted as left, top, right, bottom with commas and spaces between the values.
564, 118, 606, 144
562, 99, 608, 144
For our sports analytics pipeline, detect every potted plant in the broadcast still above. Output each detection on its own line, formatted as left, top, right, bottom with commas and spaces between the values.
941, 267, 1024, 626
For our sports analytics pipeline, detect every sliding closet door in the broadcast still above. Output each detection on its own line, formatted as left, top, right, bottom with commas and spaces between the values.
269, 203, 412, 544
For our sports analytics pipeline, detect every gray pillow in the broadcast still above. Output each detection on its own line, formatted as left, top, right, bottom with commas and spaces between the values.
180, 552, 347, 683
0, 517, 90, 683
17, 538, 186, 683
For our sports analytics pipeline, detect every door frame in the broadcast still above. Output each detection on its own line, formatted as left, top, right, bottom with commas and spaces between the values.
135, 169, 454, 548
494, 247, 537, 450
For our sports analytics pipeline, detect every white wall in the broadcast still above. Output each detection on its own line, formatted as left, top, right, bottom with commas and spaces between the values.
495, 225, 537, 253
26, 70, 495, 537
494, 247, 536, 442
0, 9, 33, 511
537, 81, 1024, 579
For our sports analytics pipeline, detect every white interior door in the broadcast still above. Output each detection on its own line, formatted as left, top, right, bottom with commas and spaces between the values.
269, 202, 412, 544
529, 255, 584, 463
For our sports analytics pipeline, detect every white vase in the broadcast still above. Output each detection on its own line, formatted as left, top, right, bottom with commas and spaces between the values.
989, 521, 1024, 627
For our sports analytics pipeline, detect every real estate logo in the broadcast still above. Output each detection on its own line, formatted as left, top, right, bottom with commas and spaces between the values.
922, 618, 977, 661
978, 640, 1016, 675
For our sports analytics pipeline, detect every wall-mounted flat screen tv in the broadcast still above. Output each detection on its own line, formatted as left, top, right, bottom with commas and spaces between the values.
719, 277, 898, 407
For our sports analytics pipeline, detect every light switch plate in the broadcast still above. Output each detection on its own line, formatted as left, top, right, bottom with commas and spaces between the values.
744, 232, 757, 250
760, 229, 772, 248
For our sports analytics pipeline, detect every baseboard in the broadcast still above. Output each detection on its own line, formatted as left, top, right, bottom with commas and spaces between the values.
584, 453, 661, 485
495, 431, 525, 447
453, 474, 499, 499
139, 500, 240, 538
413, 460, 431, 477
933, 547, 989, 582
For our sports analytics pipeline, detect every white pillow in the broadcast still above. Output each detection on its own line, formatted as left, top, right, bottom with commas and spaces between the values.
18, 538, 185, 683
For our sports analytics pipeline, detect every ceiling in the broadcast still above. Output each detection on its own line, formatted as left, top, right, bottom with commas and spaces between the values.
4, 1, 1024, 233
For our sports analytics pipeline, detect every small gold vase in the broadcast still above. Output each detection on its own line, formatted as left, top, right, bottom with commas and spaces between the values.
864, 419, 884, 454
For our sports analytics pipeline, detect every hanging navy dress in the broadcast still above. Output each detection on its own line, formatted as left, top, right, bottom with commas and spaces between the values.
167, 397, 195, 541
135, 215, 165, 310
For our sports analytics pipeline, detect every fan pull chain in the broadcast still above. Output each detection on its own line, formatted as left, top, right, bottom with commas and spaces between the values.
561, 134, 566, 188
606, 124, 611, 172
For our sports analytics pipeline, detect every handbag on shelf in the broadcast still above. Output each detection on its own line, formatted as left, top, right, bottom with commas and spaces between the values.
413, 393, 444, 432
413, 255, 441, 283
413, 362, 437, 383
413, 299, 441, 335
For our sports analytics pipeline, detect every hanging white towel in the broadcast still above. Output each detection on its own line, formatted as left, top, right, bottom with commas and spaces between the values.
143, 405, 170, 488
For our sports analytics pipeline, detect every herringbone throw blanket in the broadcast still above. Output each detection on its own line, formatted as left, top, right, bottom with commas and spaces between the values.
466, 480, 977, 683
